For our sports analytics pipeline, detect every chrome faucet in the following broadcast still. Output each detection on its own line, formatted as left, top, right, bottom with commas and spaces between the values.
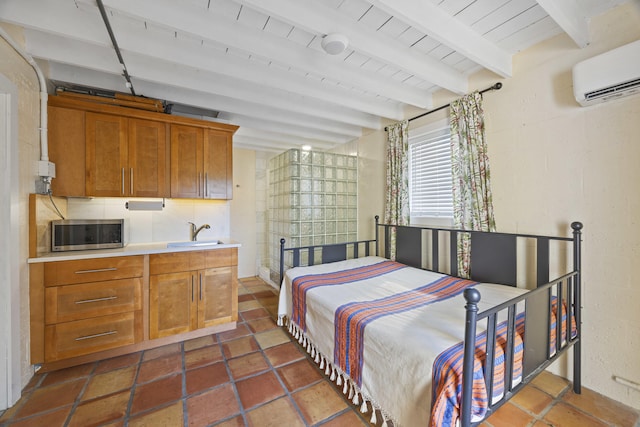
188, 222, 210, 241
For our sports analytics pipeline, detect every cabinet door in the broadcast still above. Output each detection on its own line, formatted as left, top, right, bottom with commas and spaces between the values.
170, 124, 203, 199
48, 106, 86, 197
86, 112, 128, 197
149, 272, 197, 339
197, 267, 237, 329
203, 128, 233, 199
128, 119, 169, 197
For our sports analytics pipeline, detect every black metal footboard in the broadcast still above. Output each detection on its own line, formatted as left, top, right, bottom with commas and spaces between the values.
461, 222, 582, 426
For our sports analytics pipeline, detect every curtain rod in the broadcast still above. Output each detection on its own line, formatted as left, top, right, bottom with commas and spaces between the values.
384, 82, 503, 131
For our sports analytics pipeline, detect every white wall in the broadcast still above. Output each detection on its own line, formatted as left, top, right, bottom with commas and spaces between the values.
355, 3, 640, 410
230, 148, 257, 278
0, 24, 41, 408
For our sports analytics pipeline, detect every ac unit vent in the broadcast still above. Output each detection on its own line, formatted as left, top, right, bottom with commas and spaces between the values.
585, 78, 640, 101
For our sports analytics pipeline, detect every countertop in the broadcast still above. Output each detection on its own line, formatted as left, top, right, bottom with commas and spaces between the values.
28, 239, 241, 263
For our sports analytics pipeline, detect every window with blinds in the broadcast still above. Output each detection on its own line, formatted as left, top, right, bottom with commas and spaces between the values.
408, 124, 453, 218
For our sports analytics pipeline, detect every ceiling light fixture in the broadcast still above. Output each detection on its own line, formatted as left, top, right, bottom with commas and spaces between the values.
321, 33, 349, 55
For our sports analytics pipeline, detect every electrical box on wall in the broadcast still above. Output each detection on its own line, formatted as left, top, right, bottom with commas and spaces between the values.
37, 160, 56, 178
35, 160, 56, 194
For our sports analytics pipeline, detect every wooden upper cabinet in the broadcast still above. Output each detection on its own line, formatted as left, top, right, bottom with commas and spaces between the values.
170, 124, 203, 199
203, 129, 233, 199
86, 114, 168, 198
48, 106, 86, 197
171, 125, 233, 200
128, 118, 169, 197
86, 112, 128, 197
47, 96, 237, 199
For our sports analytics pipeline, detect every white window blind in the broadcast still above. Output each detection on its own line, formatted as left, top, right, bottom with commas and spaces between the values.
409, 125, 453, 218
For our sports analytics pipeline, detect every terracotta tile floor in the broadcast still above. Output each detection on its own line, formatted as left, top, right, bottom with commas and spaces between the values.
1, 276, 638, 427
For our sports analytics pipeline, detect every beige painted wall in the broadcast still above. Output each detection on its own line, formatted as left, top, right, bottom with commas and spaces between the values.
0, 24, 41, 404
356, 3, 640, 410
230, 148, 258, 278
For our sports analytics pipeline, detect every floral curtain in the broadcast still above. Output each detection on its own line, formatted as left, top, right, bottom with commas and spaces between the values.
384, 120, 409, 259
450, 91, 496, 277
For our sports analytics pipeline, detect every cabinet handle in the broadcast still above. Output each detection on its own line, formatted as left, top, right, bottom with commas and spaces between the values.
198, 172, 203, 197
74, 267, 117, 274
191, 275, 194, 302
121, 167, 125, 195
75, 330, 117, 341
199, 273, 203, 300
75, 296, 118, 305
204, 172, 208, 197
130, 168, 134, 195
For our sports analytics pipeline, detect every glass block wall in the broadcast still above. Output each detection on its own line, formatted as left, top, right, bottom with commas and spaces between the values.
268, 149, 358, 283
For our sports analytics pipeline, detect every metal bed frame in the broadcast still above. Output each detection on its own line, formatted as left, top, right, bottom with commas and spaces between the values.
279, 216, 583, 426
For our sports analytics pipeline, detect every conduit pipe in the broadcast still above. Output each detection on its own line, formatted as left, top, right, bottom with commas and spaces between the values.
0, 26, 49, 163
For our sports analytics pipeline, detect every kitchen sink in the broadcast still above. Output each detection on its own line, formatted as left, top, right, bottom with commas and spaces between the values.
167, 240, 224, 248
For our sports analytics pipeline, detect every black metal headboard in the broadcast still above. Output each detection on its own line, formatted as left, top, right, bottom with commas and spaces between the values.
279, 215, 582, 288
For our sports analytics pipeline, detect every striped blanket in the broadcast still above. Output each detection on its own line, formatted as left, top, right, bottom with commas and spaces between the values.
430, 297, 577, 426
334, 275, 479, 387
278, 256, 530, 427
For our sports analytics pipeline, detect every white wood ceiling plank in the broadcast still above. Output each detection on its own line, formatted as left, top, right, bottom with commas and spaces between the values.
0, 0, 110, 45
209, 0, 243, 19
377, 17, 411, 39
343, 51, 371, 67
263, 16, 294, 38
396, 27, 425, 47
471, 0, 535, 35
239, 0, 468, 94
360, 57, 386, 73
497, 16, 562, 52
335, 0, 372, 21
286, 27, 316, 46
237, 5, 270, 29
439, 0, 476, 16
484, 5, 548, 44
535, 0, 590, 48
412, 36, 441, 55
371, 0, 512, 77
220, 114, 354, 144
455, 0, 511, 26
357, 5, 392, 30
95, 0, 433, 107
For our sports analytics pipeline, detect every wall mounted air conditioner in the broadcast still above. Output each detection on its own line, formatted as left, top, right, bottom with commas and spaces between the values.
572, 39, 640, 106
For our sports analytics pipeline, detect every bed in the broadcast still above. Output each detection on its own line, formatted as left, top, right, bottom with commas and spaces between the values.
277, 216, 583, 427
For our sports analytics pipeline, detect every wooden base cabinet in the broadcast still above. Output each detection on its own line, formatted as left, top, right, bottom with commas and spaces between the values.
31, 256, 144, 364
30, 249, 238, 368
149, 249, 238, 339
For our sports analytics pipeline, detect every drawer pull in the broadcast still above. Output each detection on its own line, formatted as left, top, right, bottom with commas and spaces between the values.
75, 296, 118, 305
74, 268, 118, 274
75, 330, 117, 341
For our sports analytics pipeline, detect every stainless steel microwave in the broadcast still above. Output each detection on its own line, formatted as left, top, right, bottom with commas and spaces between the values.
51, 219, 126, 252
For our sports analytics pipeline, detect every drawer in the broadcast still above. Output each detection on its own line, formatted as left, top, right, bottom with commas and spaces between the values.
44, 256, 144, 287
150, 251, 205, 275
44, 311, 141, 362
45, 278, 142, 324
204, 248, 236, 268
